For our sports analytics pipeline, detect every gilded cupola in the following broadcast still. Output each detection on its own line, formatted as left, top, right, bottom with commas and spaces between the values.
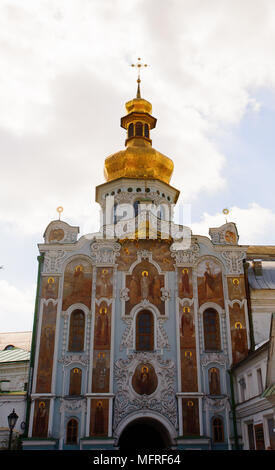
103, 75, 174, 185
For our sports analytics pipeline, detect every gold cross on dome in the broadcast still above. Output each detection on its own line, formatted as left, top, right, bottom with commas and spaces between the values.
131, 58, 149, 98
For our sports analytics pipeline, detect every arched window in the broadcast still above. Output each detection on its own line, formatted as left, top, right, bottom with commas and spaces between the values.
212, 417, 224, 442
68, 310, 85, 352
113, 202, 118, 224
135, 122, 143, 136
144, 123, 149, 138
203, 308, 221, 351
66, 418, 78, 444
69, 368, 82, 396
136, 310, 154, 351
134, 200, 140, 218
209, 367, 221, 395
128, 123, 134, 138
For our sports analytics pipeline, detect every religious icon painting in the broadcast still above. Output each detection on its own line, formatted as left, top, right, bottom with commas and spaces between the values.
180, 348, 198, 392
94, 301, 111, 350
229, 303, 248, 363
36, 301, 57, 393
90, 399, 109, 436
179, 304, 195, 349
41, 276, 59, 299
62, 259, 93, 310
49, 228, 65, 242
178, 268, 193, 299
132, 363, 158, 396
197, 258, 224, 307
96, 268, 113, 299
32, 399, 50, 438
182, 398, 200, 436
92, 351, 110, 393
125, 260, 165, 315
227, 276, 246, 300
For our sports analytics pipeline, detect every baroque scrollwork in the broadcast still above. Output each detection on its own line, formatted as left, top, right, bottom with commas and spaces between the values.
113, 352, 177, 429
90, 240, 121, 264
221, 250, 246, 275
170, 241, 200, 266
42, 250, 67, 274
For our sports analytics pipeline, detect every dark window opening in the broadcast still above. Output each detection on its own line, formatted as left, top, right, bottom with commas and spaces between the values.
128, 123, 134, 138
67, 418, 78, 444
136, 310, 154, 351
203, 309, 221, 351
135, 122, 143, 136
212, 417, 224, 442
68, 310, 85, 352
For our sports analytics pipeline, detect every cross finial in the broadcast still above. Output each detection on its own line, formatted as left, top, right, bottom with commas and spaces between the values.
56, 206, 63, 221
223, 208, 230, 223
131, 57, 148, 98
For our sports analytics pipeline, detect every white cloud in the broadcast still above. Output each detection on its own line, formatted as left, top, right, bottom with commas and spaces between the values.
0, 280, 35, 332
191, 203, 275, 245
0, 0, 275, 238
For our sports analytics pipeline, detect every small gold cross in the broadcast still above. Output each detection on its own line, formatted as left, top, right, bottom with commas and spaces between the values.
131, 58, 149, 97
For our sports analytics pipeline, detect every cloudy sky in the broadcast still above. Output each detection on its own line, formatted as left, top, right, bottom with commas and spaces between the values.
1, 0, 275, 333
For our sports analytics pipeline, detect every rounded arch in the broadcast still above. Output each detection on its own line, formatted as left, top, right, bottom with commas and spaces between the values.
135, 309, 154, 351
202, 307, 221, 352
62, 253, 93, 273
66, 417, 79, 444
211, 415, 225, 443
67, 307, 87, 352
115, 411, 176, 449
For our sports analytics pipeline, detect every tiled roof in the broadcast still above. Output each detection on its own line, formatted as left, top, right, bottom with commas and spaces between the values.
0, 347, 30, 363
247, 261, 275, 289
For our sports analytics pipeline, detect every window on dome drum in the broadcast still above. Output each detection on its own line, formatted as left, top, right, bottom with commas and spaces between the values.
4, 345, 15, 350
128, 123, 134, 138
68, 310, 85, 352
134, 200, 140, 218
203, 308, 221, 351
135, 121, 143, 136
69, 367, 82, 396
66, 418, 78, 444
212, 417, 224, 443
144, 123, 149, 138
113, 202, 118, 224
136, 310, 154, 351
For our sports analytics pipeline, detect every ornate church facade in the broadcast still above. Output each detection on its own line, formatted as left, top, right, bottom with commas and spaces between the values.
22, 83, 258, 451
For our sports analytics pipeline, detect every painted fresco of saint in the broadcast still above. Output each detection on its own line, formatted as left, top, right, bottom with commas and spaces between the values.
94, 401, 105, 435
140, 270, 150, 299
129, 275, 140, 304
180, 269, 191, 298
151, 275, 161, 304
180, 308, 195, 347
197, 259, 223, 306
96, 268, 113, 298
95, 306, 110, 349
132, 364, 158, 396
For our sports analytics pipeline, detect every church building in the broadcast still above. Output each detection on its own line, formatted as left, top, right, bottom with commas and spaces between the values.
22, 76, 266, 451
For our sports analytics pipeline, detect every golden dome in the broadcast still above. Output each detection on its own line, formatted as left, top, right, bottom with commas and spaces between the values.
103, 91, 174, 184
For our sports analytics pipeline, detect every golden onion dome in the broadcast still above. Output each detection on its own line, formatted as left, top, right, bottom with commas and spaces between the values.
103, 86, 174, 185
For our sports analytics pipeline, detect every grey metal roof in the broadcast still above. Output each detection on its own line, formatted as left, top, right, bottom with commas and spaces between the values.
0, 348, 30, 364
247, 260, 275, 289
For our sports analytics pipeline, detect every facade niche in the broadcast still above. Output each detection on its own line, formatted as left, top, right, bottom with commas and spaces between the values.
203, 308, 221, 351
66, 418, 78, 444
69, 368, 82, 396
136, 310, 154, 351
68, 310, 85, 352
